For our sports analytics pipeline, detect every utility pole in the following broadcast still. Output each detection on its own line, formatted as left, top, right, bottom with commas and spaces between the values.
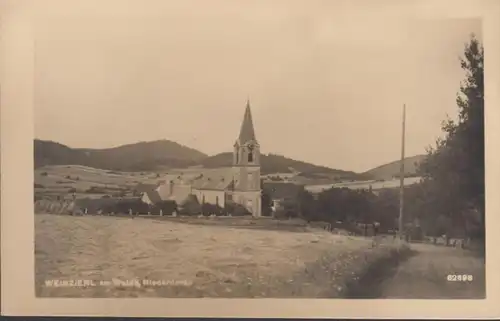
398, 104, 406, 241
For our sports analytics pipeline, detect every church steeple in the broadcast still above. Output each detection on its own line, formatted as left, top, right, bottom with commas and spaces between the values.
237, 99, 256, 144
231, 99, 262, 218
233, 99, 260, 167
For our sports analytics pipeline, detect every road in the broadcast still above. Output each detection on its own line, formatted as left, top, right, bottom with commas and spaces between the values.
346, 242, 486, 299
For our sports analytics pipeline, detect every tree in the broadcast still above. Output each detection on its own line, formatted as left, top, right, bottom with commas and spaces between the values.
261, 191, 273, 216
298, 189, 316, 221
418, 35, 484, 240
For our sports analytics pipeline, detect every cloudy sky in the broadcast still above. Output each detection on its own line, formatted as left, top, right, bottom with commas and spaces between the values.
33, 0, 481, 172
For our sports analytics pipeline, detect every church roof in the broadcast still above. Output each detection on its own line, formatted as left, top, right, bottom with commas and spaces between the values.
161, 168, 240, 192
191, 168, 239, 191
237, 100, 257, 144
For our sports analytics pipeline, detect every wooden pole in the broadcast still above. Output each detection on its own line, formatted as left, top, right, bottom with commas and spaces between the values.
399, 104, 406, 241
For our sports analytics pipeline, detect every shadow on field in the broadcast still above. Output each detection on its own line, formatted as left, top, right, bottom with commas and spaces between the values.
342, 247, 417, 298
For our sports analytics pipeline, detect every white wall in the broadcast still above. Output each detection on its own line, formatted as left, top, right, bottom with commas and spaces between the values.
233, 190, 262, 217
195, 189, 225, 208
141, 193, 153, 205
157, 183, 172, 200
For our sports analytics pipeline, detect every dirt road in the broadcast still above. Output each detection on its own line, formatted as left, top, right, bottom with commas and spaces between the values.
345, 242, 485, 299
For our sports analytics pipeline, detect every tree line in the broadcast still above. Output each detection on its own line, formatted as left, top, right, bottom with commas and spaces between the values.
286, 36, 484, 243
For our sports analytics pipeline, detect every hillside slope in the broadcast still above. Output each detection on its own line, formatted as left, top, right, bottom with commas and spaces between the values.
34, 139, 207, 171
362, 154, 426, 180
200, 152, 361, 178
34, 139, 360, 178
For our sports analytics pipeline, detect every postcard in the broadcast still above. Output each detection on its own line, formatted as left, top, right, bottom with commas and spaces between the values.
1, 0, 500, 318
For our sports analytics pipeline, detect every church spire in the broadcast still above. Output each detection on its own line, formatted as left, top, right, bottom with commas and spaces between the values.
238, 99, 256, 144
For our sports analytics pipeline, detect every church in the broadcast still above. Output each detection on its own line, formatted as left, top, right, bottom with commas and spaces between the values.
141, 100, 262, 217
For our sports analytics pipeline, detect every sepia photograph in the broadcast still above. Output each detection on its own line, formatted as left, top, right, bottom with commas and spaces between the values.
2, 0, 500, 318
30, 1, 487, 300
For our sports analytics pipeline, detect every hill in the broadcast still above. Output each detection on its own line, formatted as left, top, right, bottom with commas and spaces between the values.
34, 139, 207, 171
362, 154, 427, 180
200, 152, 363, 178
34, 139, 362, 178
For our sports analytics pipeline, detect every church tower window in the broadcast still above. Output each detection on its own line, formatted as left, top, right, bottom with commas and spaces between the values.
247, 143, 255, 163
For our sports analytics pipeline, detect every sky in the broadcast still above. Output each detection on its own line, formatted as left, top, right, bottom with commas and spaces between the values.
33, 0, 482, 172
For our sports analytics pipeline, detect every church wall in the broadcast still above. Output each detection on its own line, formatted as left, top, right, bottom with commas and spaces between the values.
157, 182, 192, 204
248, 168, 261, 190
233, 190, 262, 217
194, 189, 226, 208
157, 183, 172, 200
234, 166, 260, 191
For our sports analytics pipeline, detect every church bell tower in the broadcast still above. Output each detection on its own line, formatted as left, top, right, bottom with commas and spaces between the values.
232, 99, 261, 217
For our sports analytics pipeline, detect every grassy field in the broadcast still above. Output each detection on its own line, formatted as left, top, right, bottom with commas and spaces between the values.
305, 177, 422, 194
35, 165, 419, 200
34, 165, 161, 198
35, 213, 399, 298
35, 213, 484, 299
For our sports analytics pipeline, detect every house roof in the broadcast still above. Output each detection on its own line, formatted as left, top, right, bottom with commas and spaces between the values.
178, 194, 199, 207
263, 182, 304, 200
144, 190, 162, 204
162, 167, 239, 191
237, 100, 256, 144
191, 168, 237, 190
164, 184, 192, 204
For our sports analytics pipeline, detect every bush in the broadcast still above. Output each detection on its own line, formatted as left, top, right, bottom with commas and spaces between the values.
155, 200, 178, 215
112, 199, 150, 214
273, 206, 298, 220
201, 203, 224, 216
225, 202, 251, 216
261, 190, 273, 217
179, 196, 201, 216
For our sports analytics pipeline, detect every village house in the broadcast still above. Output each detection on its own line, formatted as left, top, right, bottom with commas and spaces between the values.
135, 183, 162, 205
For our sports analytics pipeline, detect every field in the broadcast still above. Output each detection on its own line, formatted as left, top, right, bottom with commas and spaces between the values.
35, 213, 486, 299
35, 213, 397, 298
34, 165, 161, 199
34, 165, 485, 299
35, 165, 417, 201
305, 177, 422, 194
